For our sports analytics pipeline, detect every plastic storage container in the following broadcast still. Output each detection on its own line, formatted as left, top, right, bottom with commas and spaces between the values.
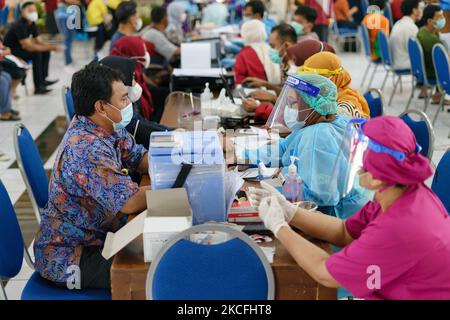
149, 131, 226, 225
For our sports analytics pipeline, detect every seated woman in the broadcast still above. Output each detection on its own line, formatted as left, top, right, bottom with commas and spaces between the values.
240, 74, 370, 219
233, 19, 281, 86
251, 116, 450, 300
99, 56, 171, 146
165, 1, 187, 46
244, 39, 336, 122
298, 51, 370, 118
110, 36, 168, 123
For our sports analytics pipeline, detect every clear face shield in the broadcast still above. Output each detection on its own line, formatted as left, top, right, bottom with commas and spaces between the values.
265, 75, 318, 134
331, 118, 422, 198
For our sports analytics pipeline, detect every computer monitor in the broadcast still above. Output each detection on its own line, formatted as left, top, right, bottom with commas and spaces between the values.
188, 37, 222, 66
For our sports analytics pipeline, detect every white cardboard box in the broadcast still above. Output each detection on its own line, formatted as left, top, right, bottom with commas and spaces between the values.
143, 216, 192, 262
101, 188, 192, 261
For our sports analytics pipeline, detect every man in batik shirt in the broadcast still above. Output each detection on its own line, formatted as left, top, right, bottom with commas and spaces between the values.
34, 63, 149, 289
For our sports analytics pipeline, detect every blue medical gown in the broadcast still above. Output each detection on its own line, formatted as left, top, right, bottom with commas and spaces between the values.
243, 116, 370, 219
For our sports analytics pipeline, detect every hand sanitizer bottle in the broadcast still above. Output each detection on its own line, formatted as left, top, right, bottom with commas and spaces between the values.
282, 156, 302, 203
201, 82, 212, 116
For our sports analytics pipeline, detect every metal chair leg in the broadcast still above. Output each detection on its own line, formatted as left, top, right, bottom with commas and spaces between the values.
399, 76, 403, 93
404, 78, 415, 112
361, 62, 371, 87
0, 278, 7, 300
24, 245, 34, 270
432, 94, 444, 125
424, 87, 430, 112
381, 69, 390, 91
367, 64, 378, 90
388, 76, 401, 106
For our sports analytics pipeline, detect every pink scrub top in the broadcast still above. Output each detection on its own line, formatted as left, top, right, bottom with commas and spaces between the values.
326, 183, 450, 300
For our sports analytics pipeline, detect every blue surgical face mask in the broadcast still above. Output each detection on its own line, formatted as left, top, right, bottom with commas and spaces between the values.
269, 48, 283, 64
106, 102, 134, 129
291, 21, 304, 35
435, 17, 446, 30
284, 107, 303, 129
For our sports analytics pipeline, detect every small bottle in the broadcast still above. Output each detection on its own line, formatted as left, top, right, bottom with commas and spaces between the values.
282, 156, 302, 203
201, 82, 212, 116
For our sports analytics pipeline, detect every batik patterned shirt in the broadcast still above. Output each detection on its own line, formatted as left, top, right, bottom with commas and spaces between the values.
34, 115, 146, 283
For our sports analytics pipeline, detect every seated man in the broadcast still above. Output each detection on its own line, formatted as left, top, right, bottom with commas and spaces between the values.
243, 0, 276, 37
34, 63, 150, 289
242, 23, 298, 121
3, 1, 62, 94
109, 1, 143, 51
417, 4, 449, 104
293, 5, 320, 42
390, 0, 421, 71
141, 6, 180, 66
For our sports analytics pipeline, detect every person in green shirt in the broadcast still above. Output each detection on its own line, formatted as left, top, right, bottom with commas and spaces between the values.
416, 4, 449, 104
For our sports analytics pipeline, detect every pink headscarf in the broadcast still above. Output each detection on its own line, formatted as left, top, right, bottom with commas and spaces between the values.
362, 116, 433, 185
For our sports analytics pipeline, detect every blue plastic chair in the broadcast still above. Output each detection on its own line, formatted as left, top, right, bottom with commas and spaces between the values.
146, 223, 275, 300
0, 180, 111, 300
331, 21, 360, 51
361, 24, 382, 89
432, 44, 450, 125
431, 149, 450, 214
364, 88, 385, 117
384, 4, 394, 29
13, 124, 49, 224
399, 109, 435, 160
377, 31, 410, 106
405, 37, 436, 112
62, 86, 75, 126
0, 6, 9, 25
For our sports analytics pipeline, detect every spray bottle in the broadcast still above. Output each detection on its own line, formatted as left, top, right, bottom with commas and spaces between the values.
282, 156, 302, 203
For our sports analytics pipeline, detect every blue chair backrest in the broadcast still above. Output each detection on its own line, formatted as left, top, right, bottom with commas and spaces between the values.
364, 89, 384, 117
408, 37, 426, 84
431, 150, 450, 213
432, 44, 450, 95
377, 31, 392, 66
0, 181, 24, 279
15, 125, 49, 209
0, 6, 9, 25
361, 24, 371, 59
400, 112, 431, 159
384, 5, 393, 29
152, 238, 269, 299
65, 88, 75, 120
361, 0, 369, 17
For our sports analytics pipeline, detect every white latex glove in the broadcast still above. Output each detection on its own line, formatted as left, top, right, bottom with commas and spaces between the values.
248, 181, 297, 222
258, 196, 290, 237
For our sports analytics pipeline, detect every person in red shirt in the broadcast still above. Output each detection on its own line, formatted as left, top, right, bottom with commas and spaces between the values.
392, 0, 404, 22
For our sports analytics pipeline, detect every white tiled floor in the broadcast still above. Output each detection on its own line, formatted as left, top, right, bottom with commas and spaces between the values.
1, 38, 449, 300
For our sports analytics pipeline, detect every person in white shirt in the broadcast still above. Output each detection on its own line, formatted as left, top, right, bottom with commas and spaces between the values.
390, 0, 422, 70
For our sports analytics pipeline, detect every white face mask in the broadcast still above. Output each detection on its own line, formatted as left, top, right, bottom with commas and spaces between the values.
128, 83, 143, 102
134, 18, 143, 31
26, 12, 38, 23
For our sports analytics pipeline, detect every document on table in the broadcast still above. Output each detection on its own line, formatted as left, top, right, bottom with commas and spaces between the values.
173, 68, 227, 78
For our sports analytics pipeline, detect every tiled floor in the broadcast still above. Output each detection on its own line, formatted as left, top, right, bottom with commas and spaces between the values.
1, 38, 449, 300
